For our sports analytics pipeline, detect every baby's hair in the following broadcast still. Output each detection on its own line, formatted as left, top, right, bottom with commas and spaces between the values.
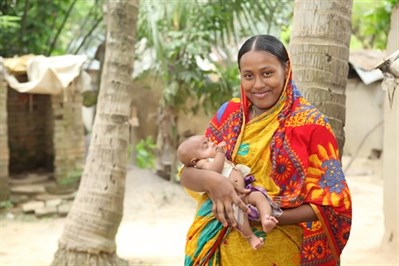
177, 136, 197, 166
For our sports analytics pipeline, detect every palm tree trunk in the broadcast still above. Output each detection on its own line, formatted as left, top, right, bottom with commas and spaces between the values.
51, 1, 139, 265
289, 0, 353, 156
0, 59, 10, 201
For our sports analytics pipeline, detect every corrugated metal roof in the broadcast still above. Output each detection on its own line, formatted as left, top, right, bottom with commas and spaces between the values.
349, 50, 385, 85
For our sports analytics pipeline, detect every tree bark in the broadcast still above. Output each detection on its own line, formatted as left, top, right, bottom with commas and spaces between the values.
155, 105, 178, 181
0, 58, 10, 201
51, 1, 139, 265
289, 0, 353, 156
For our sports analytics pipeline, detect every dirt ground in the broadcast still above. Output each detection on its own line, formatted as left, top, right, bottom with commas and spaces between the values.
1, 156, 398, 266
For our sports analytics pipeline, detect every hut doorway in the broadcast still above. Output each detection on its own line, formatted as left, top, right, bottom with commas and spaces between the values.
7, 88, 54, 176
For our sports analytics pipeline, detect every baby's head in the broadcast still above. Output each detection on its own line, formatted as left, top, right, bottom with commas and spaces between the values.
177, 135, 217, 166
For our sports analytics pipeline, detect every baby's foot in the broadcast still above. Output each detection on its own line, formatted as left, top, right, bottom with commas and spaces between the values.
262, 215, 278, 233
248, 235, 264, 250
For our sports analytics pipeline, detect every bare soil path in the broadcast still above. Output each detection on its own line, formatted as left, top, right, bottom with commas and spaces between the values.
1, 158, 398, 265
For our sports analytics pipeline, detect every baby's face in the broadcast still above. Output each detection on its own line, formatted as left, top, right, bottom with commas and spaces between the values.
190, 135, 217, 159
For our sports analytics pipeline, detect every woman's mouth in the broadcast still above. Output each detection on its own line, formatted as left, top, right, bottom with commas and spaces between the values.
252, 91, 271, 98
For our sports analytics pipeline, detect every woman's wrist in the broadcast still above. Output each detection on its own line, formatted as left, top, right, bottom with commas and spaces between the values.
277, 204, 317, 226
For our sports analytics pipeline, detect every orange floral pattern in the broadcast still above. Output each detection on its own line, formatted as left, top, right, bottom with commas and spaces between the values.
184, 80, 352, 265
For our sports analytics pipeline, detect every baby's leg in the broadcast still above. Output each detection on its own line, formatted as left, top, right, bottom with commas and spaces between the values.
246, 191, 278, 233
237, 215, 264, 250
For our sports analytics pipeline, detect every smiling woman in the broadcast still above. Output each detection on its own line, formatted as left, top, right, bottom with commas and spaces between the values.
179, 34, 352, 265
239, 52, 288, 116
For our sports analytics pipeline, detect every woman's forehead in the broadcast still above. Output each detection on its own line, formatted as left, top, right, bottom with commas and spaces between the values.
239, 50, 281, 70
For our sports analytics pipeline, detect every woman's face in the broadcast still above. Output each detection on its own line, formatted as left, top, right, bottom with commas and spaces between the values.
239, 50, 287, 112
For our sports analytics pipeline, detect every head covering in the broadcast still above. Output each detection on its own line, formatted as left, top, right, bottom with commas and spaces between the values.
185, 44, 352, 266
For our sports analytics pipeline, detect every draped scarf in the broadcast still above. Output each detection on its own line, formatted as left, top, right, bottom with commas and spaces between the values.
183, 63, 352, 265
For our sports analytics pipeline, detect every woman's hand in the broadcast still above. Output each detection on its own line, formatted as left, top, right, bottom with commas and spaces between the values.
180, 166, 250, 227
206, 175, 250, 227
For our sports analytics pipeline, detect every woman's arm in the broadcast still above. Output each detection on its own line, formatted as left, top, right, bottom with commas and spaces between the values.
180, 166, 250, 227
277, 204, 317, 225
180, 166, 217, 192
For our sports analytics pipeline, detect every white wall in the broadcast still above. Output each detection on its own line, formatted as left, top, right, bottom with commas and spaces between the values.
344, 78, 384, 158
382, 4, 399, 253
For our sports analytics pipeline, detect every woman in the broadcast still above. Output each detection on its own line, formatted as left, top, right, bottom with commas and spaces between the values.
180, 35, 352, 265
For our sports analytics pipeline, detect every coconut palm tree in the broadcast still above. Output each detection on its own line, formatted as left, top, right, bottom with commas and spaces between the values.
51, 1, 139, 265
289, 0, 353, 155
0, 59, 10, 201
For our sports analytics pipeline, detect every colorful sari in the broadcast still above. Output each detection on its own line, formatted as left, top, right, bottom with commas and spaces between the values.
184, 67, 352, 265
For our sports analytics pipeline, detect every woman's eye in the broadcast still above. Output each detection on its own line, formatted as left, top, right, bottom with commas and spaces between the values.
243, 74, 253, 79
263, 72, 272, 77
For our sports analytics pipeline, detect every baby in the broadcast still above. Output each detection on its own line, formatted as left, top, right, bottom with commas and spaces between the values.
177, 135, 281, 250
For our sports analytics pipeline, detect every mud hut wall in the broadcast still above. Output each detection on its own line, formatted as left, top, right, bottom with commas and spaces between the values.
0, 60, 10, 200
52, 79, 85, 182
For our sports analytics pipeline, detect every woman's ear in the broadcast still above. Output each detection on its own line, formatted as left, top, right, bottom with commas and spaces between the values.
284, 61, 290, 79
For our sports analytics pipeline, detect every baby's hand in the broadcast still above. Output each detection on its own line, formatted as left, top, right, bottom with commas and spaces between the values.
216, 141, 226, 153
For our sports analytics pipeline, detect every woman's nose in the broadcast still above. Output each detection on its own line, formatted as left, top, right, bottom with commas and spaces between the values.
254, 77, 265, 89
253, 76, 264, 89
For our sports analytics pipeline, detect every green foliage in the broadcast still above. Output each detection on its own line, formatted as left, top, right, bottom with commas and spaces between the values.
352, 0, 399, 50
137, 0, 292, 114
0, 15, 20, 29
0, 0, 103, 57
59, 169, 82, 186
197, 62, 241, 115
82, 90, 98, 107
280, 23, 292, 47
0, 200, 13, 209
135, 136, 157, 170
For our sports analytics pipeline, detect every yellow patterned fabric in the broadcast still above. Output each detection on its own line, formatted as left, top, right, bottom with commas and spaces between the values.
183, 65, 352, 265
220, 225, 303, 266
185, 194, 227, 265
217, 96, 303, 265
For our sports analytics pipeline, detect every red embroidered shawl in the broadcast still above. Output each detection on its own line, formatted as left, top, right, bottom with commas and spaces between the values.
204, 79, 352, 265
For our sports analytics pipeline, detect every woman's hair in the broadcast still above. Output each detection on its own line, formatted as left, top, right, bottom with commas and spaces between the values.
237, 35, 289, 69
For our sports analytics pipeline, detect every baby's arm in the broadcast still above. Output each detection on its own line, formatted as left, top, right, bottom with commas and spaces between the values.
196, 142, 226, 174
